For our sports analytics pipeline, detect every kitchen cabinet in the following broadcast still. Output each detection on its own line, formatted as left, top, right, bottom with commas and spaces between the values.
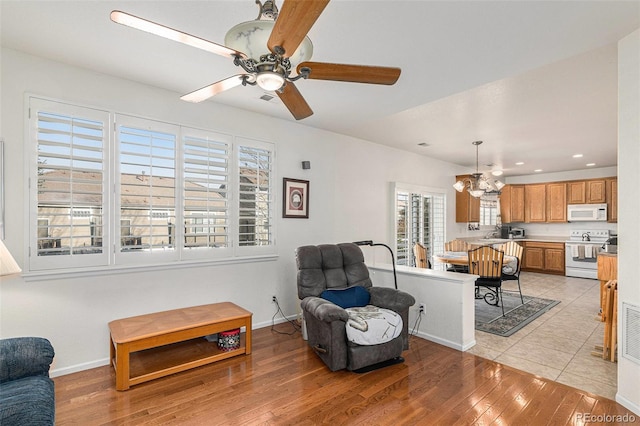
587, 180, 606, 203
607, 178, 617, 223
461, 176, 615, 225
568, 181, 586, 204
522, 241, 565, 275
499, 185, 525, 223
546, 182, 567, 222
455, 175, 480, 223
525, 184, 546, 223
567, 179, 607, 204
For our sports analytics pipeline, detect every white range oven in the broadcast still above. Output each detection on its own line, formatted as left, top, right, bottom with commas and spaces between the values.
565, 229, 610, 279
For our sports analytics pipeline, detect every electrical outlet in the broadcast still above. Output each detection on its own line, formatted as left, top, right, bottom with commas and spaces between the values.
419, 303, 425, 314
272, 295, 277, 303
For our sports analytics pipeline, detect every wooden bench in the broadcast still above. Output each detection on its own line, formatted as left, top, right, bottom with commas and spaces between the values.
109, 302, 252, 390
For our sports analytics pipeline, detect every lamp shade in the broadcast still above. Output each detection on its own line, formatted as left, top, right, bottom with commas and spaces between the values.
468, 189, 485, 198
0, 239, 21, 276
453, 180, 465, 192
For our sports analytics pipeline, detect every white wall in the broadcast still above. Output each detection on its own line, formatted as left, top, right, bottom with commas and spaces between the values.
505, 166, 617, 185
0, 48, 467, 374
616, 28, 640, 415
369, 265, 477, 351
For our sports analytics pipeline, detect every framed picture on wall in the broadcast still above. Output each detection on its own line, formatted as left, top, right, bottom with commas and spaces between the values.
283, 178, 309, 218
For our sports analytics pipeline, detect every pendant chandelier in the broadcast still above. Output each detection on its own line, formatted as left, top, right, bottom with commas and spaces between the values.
453, 141, 505, 198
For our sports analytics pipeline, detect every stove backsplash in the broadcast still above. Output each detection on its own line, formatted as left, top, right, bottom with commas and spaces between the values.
502, 222, 617, 238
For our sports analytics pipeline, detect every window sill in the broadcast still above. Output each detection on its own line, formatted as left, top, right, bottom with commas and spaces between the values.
22, 254, 279, 282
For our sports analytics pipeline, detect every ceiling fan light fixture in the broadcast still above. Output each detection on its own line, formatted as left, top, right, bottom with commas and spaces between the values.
256, 71, 285, 91
224, 20, 313, 72
111, 1, 400, 121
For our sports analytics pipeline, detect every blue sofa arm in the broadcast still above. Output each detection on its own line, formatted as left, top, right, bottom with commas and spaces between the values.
0, 337, 55, 383
1, 337, 55, 426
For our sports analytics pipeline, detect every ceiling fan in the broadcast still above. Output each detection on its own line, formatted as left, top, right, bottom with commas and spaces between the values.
110, 0, 401, 120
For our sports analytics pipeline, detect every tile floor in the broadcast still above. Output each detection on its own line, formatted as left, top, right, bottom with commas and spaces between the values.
467, 271, 618, 400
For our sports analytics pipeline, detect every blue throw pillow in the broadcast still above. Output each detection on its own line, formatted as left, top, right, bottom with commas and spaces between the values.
320, 286, 370, 309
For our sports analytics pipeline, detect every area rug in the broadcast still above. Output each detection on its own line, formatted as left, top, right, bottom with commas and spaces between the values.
475, 292, 560, 337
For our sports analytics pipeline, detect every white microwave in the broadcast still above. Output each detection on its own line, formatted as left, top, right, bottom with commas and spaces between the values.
567, 203, 608, 222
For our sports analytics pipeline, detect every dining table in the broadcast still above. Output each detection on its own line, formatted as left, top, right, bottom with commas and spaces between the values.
434, 251, 518, 275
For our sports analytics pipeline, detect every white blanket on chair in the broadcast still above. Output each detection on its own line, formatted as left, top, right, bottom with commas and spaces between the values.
344, 305, 402, 346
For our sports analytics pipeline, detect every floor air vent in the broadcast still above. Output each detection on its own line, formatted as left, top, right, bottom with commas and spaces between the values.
622, 302, 640, 365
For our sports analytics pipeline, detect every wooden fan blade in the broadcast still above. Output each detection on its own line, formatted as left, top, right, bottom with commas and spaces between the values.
110, 10, 246, 59
267, 0, 329, 58
181, 75, 247, 103
276, 82, 313, 120
297, 62, 401, 85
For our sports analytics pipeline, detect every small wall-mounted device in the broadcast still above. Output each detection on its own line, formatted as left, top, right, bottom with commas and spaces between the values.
301, 161, 311, 170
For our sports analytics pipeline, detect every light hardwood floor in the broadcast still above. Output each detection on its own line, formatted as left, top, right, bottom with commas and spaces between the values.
54, 312, 635, 424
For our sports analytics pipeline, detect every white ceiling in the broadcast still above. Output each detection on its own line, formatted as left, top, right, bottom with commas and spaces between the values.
2, 1, 638, 176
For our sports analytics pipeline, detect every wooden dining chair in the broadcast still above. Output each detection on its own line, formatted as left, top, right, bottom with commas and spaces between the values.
413, 242, 431, 269
468, 245, 505, 316
444, 239, 470, 272
499, 241, 524, 304
444, 239, 470, 252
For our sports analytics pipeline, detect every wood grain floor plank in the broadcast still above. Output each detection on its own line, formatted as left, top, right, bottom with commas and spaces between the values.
53, 324, 637, 425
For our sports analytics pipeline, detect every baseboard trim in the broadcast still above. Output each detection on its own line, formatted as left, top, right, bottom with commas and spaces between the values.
411, 330, 475, 352
615, 393, 640, 417
51, 358, 110, 378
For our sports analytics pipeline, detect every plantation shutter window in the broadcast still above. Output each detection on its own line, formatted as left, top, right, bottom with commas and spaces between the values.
182, 129, 232, 259
237, 140, 274, 248
29, 98, 110, 271
27, 97, 277, 274
394, 184, 445, 269
115, 115, 178, 263
395, 192, 409, 266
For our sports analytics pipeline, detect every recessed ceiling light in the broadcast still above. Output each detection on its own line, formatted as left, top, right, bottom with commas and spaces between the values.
534, 169, 543, 172
573, 154, 583, 158
515, 162, 524, 166
491, 170, 503, 176
586, 163, 596, 167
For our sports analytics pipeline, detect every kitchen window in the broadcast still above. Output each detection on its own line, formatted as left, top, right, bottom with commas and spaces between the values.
479, 195, 499, 226
27, 97, 275, 273
394, 183, 445, 268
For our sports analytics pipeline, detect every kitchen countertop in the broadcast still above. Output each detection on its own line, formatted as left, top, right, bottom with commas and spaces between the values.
462, 235, 568, 245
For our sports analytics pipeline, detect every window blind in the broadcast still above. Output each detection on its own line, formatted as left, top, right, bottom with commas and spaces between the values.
394, 187, 445, 268
238, 144, 273, 247
28, 97, 276, 273
118, 125, 176, 252
183, 133, 229, 249
36, 111, 104, 257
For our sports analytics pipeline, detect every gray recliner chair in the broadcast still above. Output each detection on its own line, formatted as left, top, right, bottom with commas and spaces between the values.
296, 243, 415, 371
